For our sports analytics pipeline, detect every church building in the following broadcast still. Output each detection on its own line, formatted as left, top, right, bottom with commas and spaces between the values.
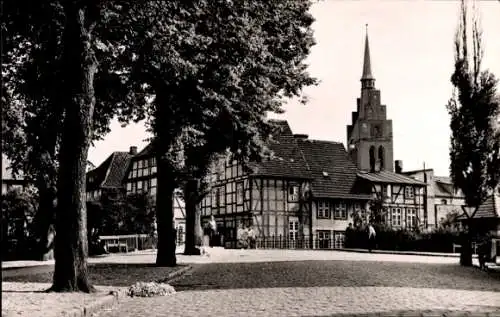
346, 28, 427, 230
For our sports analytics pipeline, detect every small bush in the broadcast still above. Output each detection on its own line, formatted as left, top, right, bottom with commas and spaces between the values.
347, 226, 461, 253
127, 282, 176, 297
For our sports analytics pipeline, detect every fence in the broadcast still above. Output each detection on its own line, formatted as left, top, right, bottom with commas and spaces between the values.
99, 234, 155, 253
255, 236, 314, 249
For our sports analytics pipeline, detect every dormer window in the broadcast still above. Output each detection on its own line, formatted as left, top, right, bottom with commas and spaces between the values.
288, 185, 299, 202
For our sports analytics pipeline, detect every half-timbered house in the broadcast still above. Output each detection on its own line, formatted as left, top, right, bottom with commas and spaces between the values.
122, 145, 186, 243
357, 170, 427, 229
200, 120, 313, 248
295, 138, 372, 249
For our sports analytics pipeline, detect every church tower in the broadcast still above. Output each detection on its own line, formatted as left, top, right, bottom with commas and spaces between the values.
346, 26, 394, 172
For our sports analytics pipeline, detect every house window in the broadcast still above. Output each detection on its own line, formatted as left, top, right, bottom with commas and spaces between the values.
288, 185, 299, 202
334, 202, 347, 219
137, 180, 143, 192
126, 183, 132, 192
236, 182, 244, 205
151, 157, 157, 173
406, 208, 416, 229
151, 178, 157, 187
317, 200, 330, 219
391, 208, 402, 226
138, 160, 143, 177
441, 199, 447, 205
212, 189, 218, 208
369, 146, 376, 171
405, 186, 414, 199
317, 230, 331, 249
333, 231, 345, 249
218, 186, 225, 207
289, 219, 299, 240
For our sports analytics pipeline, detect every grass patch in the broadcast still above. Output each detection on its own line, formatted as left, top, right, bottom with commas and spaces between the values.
2, 263, 188, 287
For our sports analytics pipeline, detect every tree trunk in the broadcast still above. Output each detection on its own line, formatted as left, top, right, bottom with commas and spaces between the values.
155, 157, 177, 266
460, 229, 473, 267
50, 4, 98, 293
34, 185, 56, 261
184, 179, 201, 255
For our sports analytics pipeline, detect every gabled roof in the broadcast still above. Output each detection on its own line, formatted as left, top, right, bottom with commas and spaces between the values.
134, 143, 154, 158
357, 170, 427, 186
296, 139, 371, 200
86, 152, 132, 190
457, 194, 500, 220
247, 120, 312, 180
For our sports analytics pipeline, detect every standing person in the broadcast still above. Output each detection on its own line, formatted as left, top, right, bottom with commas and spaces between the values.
209, 215, 217, 248
247, 225, 256, 249
345, 223, 354, 248
202, 222, 211, 256
367, 223, 376, 252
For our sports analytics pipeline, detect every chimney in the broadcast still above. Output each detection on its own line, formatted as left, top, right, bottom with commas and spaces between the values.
395, 160, 403, 174
293, 134, 309, 140
129, 146, 138, 155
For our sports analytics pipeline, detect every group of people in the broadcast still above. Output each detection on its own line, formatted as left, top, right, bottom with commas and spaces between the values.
345, 222, 377, 252
237, 223, 257, 249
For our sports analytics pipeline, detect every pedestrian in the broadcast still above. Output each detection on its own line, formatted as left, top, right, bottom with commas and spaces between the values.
367, 222, 376, 252
237, 222, 248, 249
202, 222, 211, 256
247, 225, 256, 249
345, 223, 354, 248
209, 215, 217, 248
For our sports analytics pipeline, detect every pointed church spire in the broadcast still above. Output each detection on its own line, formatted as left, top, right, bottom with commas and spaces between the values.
361, 24, 375, 89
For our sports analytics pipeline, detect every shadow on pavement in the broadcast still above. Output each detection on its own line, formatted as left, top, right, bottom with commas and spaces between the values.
2, 263, 188, 287
168, 260, 500, 292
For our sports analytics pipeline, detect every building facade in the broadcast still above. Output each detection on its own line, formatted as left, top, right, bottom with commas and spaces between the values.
86, 148, 134, 202
296, 138, 372, 249
122, 145, 186, 243
199, 121, 313, 248
403, 169, 465, 228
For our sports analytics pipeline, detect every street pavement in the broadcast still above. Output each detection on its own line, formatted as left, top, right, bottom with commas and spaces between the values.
94, 249, 500, 317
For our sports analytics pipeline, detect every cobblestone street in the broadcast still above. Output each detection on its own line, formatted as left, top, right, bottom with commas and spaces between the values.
97, 253, 500, 317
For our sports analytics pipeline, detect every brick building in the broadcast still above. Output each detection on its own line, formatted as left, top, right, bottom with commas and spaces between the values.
345, 29, 427, 230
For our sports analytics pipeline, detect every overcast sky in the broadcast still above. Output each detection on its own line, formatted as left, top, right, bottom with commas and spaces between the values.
88, 0, 500, 177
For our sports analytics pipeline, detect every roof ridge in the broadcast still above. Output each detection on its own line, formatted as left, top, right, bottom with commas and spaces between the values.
301, 138, 342, 145
100, 152, 118, 187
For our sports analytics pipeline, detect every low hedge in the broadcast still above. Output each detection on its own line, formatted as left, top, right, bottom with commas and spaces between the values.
345, 226, 461, 253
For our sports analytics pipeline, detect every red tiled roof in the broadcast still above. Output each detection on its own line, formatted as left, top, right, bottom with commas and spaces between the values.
357, 170, 427, 186
247, 120, 312, 180
296, 139, 371, 200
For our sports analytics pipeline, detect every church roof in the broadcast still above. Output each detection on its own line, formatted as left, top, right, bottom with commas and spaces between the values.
361, 26, 374, 81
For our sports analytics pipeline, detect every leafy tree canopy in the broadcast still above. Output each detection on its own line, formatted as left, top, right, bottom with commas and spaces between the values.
447, 0, 500, 210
